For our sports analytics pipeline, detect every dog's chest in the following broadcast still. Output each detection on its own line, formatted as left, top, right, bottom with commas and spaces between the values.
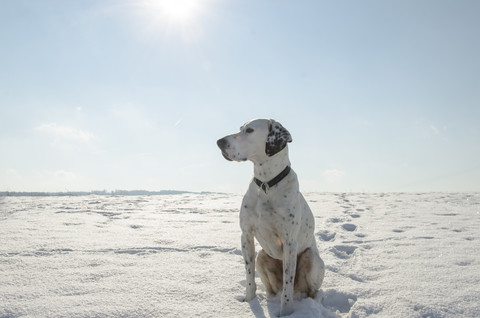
252, 199, 290, 259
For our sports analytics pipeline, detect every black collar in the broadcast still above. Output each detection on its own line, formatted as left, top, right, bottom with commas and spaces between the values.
254, 166, 291, 192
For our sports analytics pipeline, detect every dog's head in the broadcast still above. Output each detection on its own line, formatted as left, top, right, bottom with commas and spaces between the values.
217, 119, 292, 163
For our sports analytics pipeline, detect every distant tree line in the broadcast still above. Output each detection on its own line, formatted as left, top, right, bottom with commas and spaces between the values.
0, 190, 192, 197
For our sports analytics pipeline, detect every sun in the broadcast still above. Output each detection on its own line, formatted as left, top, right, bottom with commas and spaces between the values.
160, 0, 200, 23
138, 0, 210, 41
144, 0, 203, 25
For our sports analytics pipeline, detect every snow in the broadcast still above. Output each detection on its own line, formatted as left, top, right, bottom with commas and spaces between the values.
1, 192, 479, 317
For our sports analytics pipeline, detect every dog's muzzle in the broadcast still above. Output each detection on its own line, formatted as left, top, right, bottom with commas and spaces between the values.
217, 138, 233, 161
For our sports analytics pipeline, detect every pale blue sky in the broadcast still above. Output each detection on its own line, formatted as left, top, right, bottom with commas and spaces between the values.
1, 0, 479, 193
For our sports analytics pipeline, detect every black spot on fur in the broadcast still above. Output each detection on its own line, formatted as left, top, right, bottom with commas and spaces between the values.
265, 120, 292, 156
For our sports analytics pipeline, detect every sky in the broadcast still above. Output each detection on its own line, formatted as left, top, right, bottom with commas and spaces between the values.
1, 0, 479, 193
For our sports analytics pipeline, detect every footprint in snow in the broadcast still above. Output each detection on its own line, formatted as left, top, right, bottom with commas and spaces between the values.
320, 289, 357, 314
317, 230, 336, 242
348, 274, 364, 282
342, 223, 357, 232
329, 217, 343, 223
456, 260, 472, 266
331, 245, 357, 259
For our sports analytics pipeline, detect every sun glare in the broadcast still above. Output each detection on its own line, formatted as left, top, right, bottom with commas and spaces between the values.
161, 0, 199, 23
145, 0, 202, 25
139, 0, 210, 41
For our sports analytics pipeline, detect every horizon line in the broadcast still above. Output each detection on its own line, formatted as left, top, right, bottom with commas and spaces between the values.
1, 190, 479, 197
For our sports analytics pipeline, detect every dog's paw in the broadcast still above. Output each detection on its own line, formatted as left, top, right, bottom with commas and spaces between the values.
235, 290, 257, 302
245, 295, 257, 302
279, 303, 294, 317
235, 295, 254, 302
245, 292, 257, 302
244, 284, 257, 302
235, 294, 257, 303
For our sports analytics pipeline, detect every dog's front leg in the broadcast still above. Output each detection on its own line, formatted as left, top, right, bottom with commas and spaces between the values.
280, 239, 297, 316
241, 229, 256, 301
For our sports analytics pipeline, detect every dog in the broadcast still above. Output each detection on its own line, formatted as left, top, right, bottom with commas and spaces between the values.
217, 119, 325, 316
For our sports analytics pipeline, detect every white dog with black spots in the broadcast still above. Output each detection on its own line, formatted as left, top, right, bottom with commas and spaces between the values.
217, 118, 325, 317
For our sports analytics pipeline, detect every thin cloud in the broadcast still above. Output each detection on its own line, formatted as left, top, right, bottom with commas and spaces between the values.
429, 124, 440, 135
36, 123, 97, 144
53, 170, 77, 180
6, 168, 21, 177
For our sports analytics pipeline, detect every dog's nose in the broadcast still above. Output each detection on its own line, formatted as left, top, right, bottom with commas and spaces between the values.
217, 138, 227, 149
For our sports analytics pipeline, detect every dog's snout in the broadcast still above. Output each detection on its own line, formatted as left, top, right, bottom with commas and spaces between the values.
217, 138, 228, 149
217, 137, 233, 161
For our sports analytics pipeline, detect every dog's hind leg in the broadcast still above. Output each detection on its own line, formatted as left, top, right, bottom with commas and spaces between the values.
256, 249, 283, 296
294, 248, 325, 298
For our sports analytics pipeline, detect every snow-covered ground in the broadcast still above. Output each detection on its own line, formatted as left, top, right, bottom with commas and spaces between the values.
1, 193, 479, 317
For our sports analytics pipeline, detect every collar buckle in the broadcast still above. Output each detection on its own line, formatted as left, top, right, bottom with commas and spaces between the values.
254, 166, 291, 193
260, 182, 270, 193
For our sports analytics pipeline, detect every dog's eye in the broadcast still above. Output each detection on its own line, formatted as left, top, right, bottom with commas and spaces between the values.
245, 128, 254, 134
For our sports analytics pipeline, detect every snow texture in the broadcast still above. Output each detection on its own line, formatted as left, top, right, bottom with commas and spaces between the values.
1, 193, 479, 317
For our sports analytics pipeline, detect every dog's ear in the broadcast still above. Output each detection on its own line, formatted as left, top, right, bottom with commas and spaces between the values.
265, 120, 292, 157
